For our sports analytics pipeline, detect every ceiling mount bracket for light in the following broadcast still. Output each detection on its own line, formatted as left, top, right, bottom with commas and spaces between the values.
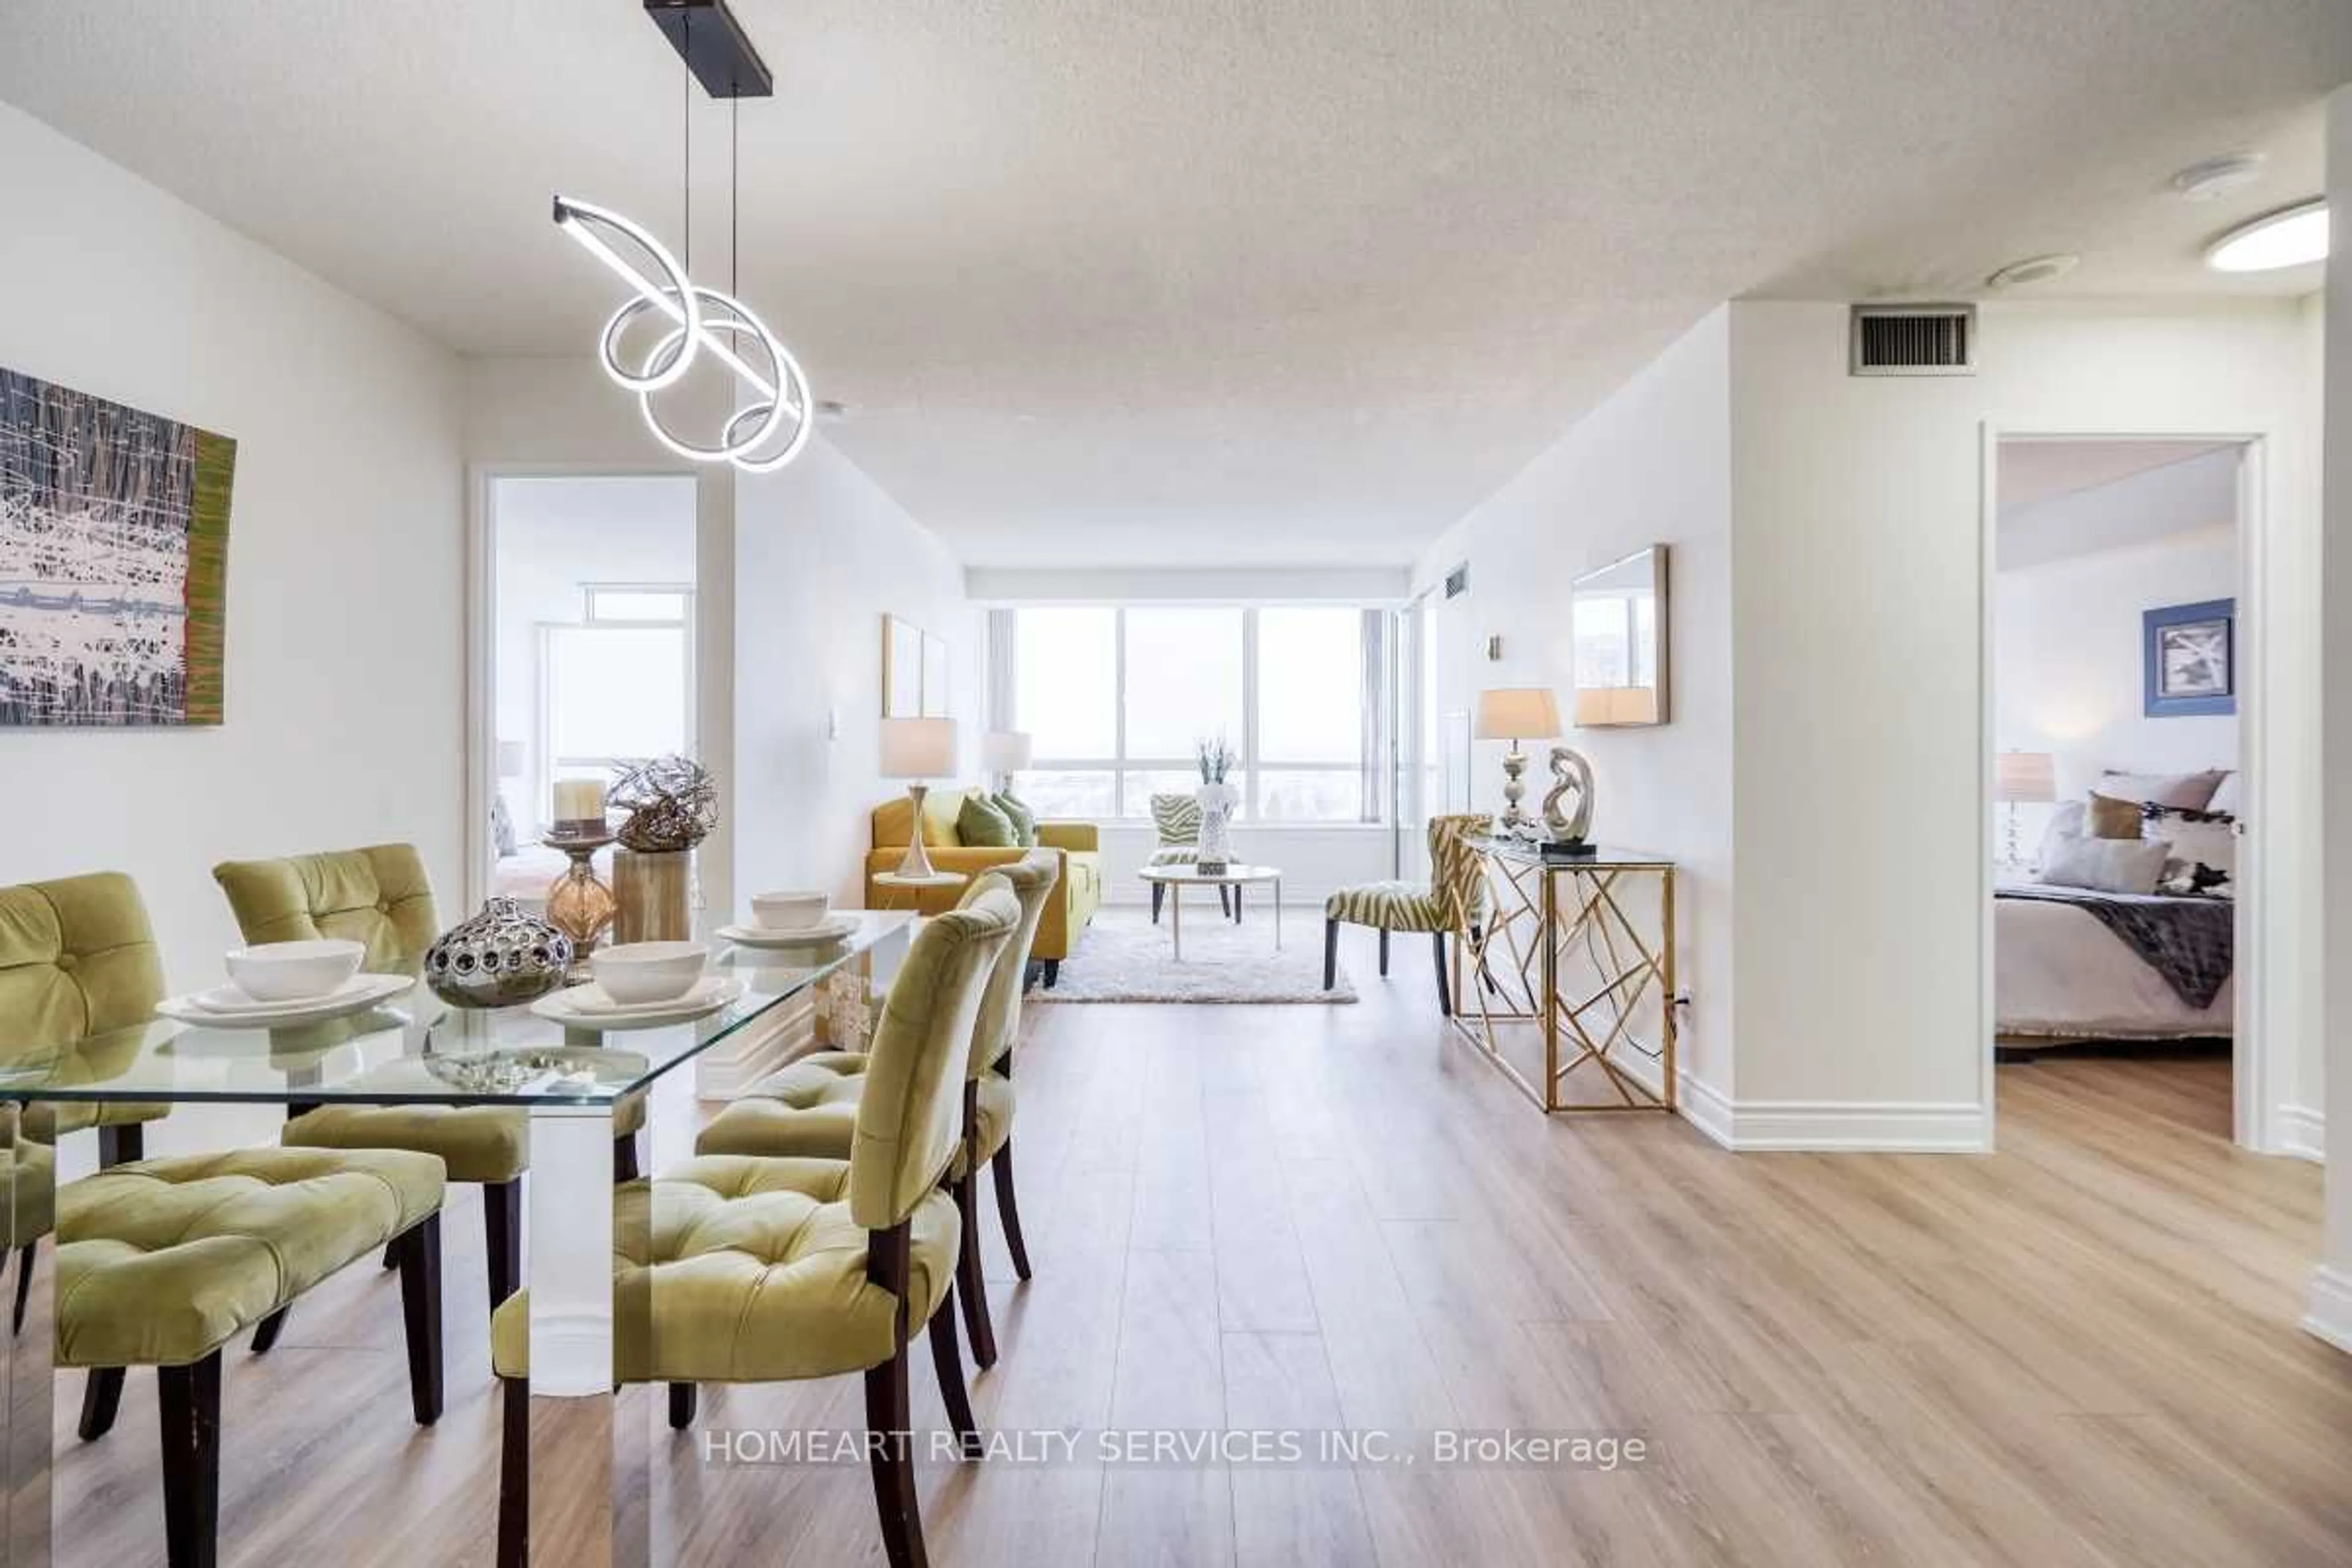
644, 0, 772, 99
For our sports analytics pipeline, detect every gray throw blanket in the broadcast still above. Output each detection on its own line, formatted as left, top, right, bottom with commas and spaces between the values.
1997, 884, 2234, 1011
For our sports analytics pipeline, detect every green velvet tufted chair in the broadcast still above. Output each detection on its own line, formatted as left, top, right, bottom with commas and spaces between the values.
213, 843, 644, 1335
694, 848, 1060, 1368
1, 870, 448, 1568
491, 886, 1022, 1568
0, 870, 174, 1170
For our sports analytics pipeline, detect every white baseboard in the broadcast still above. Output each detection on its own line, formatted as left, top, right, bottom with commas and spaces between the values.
2303, 1265, 2352, 1355
1675, 1072, 1736, 1148
2275, 1103, 2326, 1163
1671, 1077, 1989, 1153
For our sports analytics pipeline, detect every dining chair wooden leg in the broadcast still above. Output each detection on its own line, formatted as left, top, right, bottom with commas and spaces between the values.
497, 1377, 530, 1568
1323, 919, 1339, 990
865, 1348, 925, 1568
396, 1213, 444, 1426
1433, 933, 1452, 1016
953, 1176, 998, 1370
156, 1350, 222, 1568
613, 1131, 639, 1183
250, 1308, 288, 1354
864, 1221, 927, 1568
1378, 928, 1390, 976
484, 1177, 522, 1317
669, 1382, 698, 1430
991, 1137, 1033, 1281
12, 1242, 35, 1335
78, 1366, 125, 1442
927, 1288, 981, 1458
97, 1124, 143, 1167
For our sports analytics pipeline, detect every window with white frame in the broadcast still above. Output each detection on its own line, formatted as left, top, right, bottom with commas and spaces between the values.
1000, 605, 1385, 823
538, 584, 696, 819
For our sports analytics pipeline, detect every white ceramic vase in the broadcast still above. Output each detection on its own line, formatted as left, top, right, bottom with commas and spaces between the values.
1195, 780, 1238, 870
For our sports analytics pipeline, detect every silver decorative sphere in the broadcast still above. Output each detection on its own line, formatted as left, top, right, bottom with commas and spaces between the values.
424, 897, 574, 1009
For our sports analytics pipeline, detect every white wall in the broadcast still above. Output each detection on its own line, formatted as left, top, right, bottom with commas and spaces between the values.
2310, 84, 2352, 1353
1996, 500, 2239, 854
1730, 298, 2323, 1150
1414, 307, 1735, 1106
731, 436, 980, 910
0, 100, 464, 988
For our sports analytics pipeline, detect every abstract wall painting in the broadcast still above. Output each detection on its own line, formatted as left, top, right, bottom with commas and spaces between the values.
0, 368, 235, 726
2143, 597, 2234, 719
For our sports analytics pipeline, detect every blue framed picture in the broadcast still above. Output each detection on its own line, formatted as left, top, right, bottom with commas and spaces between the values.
2143, 598, 2234, 717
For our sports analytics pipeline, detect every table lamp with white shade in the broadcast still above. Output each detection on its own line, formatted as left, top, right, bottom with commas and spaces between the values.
1475, 687, 1561, 835
983, 729, 1033, 794
1995, 750, 2056, 867
881, 717, 959, 880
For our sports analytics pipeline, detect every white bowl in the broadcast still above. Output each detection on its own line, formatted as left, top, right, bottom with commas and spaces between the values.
750, 890, 829, 931
225, 939, 365, 1003
590, 941, 709, 1005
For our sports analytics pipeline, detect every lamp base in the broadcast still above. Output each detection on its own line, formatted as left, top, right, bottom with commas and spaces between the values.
1499, 745, 1534, 835
894, 785, 938, 880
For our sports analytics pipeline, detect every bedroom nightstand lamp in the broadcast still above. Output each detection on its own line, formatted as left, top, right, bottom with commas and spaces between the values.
1996, 750, 2056, 868
881, 716, 959, 880
984, 728, 1033, 794
1476, 687, 1561, 836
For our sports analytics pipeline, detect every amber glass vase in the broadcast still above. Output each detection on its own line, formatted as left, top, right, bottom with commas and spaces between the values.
544, 832, 616, 962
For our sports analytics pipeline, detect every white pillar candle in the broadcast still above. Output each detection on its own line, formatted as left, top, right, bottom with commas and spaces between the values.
553, 778, 606, 825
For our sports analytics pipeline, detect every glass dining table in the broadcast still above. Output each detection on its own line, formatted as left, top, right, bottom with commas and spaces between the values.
0, 912, 914, 1567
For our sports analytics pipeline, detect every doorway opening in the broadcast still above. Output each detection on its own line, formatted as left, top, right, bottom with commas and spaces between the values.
472, 473, 700, 911
1986, 435, 2256, 1147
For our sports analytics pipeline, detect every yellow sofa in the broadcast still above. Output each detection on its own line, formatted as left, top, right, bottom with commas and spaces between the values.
865, 790, 1099, 984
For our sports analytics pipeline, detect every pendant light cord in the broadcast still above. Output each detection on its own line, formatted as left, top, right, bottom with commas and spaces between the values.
731, 98, 740, 296
680, 13, 692, 274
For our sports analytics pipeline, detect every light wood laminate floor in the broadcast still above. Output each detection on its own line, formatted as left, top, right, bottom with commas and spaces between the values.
48, 924, 2352, 1566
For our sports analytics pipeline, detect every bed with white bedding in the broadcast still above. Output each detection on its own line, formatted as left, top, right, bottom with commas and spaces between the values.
1994, 769, 2237, 1044
1994, 879, 2234, 1041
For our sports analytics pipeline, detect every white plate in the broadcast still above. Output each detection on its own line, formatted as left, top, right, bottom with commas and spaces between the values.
158, 972, 414, 1029
529, 974, 746, 1030
718, 915, 861, 948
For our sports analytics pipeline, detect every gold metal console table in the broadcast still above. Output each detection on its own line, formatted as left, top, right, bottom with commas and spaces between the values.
1449, 838, 1677, 1113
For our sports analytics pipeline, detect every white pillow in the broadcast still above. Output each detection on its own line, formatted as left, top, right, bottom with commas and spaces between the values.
2040, 837, 2168, 896
2035, 799, 2087, 872
2099, 769, 2227, 810
2206, 771, 2244, 817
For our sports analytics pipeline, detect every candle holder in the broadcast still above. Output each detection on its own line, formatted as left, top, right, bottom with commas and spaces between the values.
543, 829, 617, 967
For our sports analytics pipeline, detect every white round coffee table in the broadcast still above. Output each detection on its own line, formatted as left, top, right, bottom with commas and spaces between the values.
1138, 863, 1283, 961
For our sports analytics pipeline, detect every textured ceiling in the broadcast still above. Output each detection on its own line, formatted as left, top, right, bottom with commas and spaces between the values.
1, 1, 2346, 568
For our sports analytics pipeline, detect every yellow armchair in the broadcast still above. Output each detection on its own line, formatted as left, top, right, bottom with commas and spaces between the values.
866, 791, 1099, 982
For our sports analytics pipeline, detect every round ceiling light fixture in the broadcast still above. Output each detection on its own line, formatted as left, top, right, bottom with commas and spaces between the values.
1986, 253, 2079, 289
2204, 199, 2329, 273
2168, 153, 2266, 202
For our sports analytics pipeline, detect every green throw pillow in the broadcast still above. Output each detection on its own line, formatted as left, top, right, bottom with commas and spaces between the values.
993, 791, 1039, 847
959, 793, 1019, 848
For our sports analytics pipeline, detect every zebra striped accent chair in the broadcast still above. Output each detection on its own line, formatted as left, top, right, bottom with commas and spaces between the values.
1322, 813, 1490, 1012
1147, 792, 1232, 922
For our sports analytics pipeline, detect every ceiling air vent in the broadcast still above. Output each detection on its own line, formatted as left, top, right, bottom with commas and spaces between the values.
1849, 304, 1977, 377
1444, 564, 1470, 599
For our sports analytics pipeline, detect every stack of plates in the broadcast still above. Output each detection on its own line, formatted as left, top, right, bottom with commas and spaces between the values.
156, 973, 414, 1028
529, 974, 746, 1030
716, 914, 861, 949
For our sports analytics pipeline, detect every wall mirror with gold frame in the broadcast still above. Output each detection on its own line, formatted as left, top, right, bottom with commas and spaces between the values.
1570, 545, 1668, 727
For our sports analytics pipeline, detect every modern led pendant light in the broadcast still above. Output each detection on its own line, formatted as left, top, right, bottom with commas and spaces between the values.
553, 1, 813, 472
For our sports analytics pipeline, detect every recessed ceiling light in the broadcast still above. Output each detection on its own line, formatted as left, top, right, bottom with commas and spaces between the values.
1986, 253, 2079, 288
2169, 153, 2265, 202
2205, 200, 2329, 273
